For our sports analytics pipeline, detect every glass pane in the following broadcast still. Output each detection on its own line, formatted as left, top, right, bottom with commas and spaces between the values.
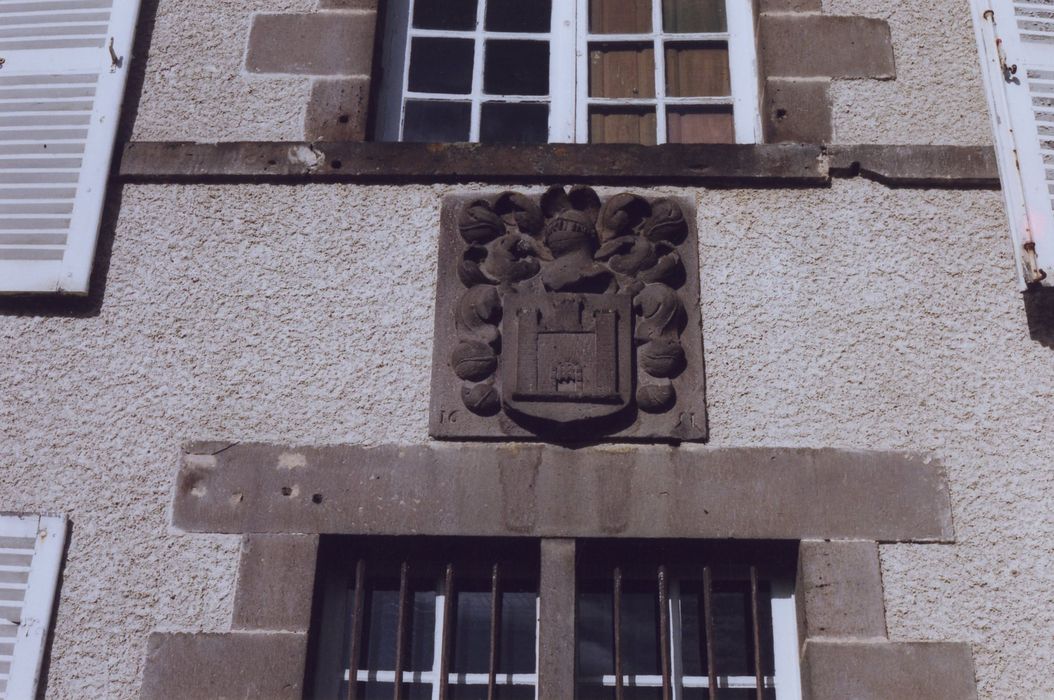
486, 0, 552, 33
666, 107, 734, 144
590, 0, 652, 33
665, 42, 730, 97
409, 38, 475, 94
484, 40, 550, 96
589, 44, 655, 98
449, 686, 536, 700
621, 584, 661, 675
576, 591, 614, 677
359, 585, 436, 671
480, 103, 549, 144
500, 589, 539, 673
357, 682, 433, 700
413, 0, 478, 30
680, 580, 770, 677
590, 107, 657, 145
403, 101, 471, 142
663, 0, 726, 32
452, 589, 492, 674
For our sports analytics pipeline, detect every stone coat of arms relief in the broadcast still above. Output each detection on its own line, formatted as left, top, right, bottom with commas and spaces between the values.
430, 187, 707, 442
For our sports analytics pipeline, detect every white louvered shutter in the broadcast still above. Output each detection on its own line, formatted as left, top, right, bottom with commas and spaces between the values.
972, 0, 1054, 289
0, 0, 141, 294
0, 515, 65, 700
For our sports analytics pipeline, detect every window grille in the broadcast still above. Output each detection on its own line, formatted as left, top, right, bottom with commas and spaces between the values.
307, 539, 800, 700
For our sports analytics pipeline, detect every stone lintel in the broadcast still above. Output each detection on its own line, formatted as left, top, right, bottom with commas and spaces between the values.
796, 540, 887, 643
140, 632, 308, 699
759, 15, 896, 80
232, 534, 319, 632
245, 12, 377, 76
802, 641, 979, 700
173, 443, 954, 542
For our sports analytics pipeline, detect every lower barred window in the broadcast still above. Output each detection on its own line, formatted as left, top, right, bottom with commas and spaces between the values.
306, 538, 801, 700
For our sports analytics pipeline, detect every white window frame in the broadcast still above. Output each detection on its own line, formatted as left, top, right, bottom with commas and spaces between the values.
342, 578, 541, 700
578, 575, 802, 700
376, 0, 761, 144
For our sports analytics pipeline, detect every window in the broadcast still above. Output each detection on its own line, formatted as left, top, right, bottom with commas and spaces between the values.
375, 0, 759, 144
307, 539, 800, 700
575, 541, 801, 700
307, 538, 541, 699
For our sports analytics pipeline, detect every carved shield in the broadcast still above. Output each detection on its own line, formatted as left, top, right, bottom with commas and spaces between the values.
502, 293, 633, 425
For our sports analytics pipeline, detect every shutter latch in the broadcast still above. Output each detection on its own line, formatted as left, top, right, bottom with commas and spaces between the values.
108, 38, 122, 72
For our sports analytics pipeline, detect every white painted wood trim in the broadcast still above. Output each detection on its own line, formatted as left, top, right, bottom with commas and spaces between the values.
971, 0, 1054, 288
770, 579, 803, 700
4, 514, 66, 700
727, 0, 763, 144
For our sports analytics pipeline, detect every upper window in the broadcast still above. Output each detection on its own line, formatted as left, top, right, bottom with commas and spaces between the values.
374, 0, 760, 145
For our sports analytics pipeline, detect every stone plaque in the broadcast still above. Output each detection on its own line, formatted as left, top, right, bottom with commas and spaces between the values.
429, 188, 707, 442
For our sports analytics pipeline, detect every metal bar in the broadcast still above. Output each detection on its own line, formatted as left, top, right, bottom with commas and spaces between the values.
487, 563, 501, 700
439, 564, 454, 700
394, 561, 410, 700
703, 566, 718, 700
613, 567, 624, 700
658, 566, 672, 700
750, 567, 763, 700
348, 559, 367, 700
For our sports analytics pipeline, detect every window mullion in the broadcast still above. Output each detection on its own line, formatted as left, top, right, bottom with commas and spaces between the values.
537, 539, 576, 700
397, 0, 417, 141
652, 0, 668, 144
469, 0, 487, 142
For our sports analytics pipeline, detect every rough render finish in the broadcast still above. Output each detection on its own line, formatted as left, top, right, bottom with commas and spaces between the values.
1, 181, 1051, 698
823, 0, 994, 144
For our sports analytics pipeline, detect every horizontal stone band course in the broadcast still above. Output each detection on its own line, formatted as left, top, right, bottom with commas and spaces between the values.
116, 142, 999, 188
173, 443, 954, 542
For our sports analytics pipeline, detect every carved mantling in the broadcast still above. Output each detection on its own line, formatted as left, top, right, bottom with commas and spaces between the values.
430, 187, 707, 443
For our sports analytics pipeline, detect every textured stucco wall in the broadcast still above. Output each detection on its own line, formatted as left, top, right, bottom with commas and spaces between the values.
2, 181, 1052, 698
824, 0, 993, 144
128, 0, 994, 145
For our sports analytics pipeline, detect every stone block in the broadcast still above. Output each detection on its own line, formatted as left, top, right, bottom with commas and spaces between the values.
318, 0, 377, 8
796, 540, 886, 641
233, 534, 319, 632
802, 641, 979, 700
762, 78, 831, 143
759, 15, 896, 79
306, 78, 372, 141
759, 0, 821, 11
140, 632, 308, 699
246, 12, 377, 76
